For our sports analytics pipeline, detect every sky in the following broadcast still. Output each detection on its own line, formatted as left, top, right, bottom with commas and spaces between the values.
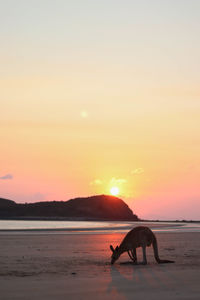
0, 0, 200, 220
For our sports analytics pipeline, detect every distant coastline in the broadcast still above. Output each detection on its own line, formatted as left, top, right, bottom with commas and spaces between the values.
0, 217, 199, 223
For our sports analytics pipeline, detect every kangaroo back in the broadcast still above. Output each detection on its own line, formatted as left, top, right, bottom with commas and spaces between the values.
152, 234, 174, 264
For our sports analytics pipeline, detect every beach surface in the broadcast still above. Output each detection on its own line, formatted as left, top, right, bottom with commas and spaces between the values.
0, 231, 200, 299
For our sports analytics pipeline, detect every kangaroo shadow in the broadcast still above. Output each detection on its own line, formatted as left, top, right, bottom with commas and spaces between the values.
107, 262, 178, 300
107, 263, 148, 300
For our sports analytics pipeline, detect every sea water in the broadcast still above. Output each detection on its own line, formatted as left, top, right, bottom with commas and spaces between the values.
0, 220, 200, 233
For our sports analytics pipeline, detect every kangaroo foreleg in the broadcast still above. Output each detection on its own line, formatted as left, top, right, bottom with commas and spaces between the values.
128, 249, 137, 263
128, 250, 135, 261
131, 248, 137, 263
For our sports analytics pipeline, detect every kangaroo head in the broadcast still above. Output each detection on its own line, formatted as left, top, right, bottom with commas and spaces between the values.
110, 245, 120, 264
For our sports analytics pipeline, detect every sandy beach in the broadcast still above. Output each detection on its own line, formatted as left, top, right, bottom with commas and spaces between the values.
0, 231, 200, 300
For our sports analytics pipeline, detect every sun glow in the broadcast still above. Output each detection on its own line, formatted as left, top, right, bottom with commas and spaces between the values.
110, 186, 119, 196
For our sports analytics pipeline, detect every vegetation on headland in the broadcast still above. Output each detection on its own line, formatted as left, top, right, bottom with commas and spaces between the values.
0, 195, 139, 221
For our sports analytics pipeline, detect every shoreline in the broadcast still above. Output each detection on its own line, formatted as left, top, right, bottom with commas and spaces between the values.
1, 220, 200, 234
0, 220, 188, 233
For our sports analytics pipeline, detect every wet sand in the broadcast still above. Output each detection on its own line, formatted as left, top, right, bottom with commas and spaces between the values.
0, 232, 200, 299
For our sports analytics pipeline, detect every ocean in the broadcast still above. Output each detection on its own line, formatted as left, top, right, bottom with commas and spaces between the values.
0, 220, 200, 234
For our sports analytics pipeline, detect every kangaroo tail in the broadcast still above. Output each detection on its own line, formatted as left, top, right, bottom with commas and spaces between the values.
152, 235, 174, 264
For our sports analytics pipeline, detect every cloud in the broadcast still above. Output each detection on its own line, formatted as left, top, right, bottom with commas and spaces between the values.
131, 168, 144, 175
90, 177, 127, 187
110, 177, 127, 185
90, 179, 103, 186
0, 174, 13, 180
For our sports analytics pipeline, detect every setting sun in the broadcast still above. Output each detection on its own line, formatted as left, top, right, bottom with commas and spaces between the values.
110, 187, 119, 196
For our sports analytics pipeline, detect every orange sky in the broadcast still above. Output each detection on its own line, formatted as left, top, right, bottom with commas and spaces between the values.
0, 1, 200, 219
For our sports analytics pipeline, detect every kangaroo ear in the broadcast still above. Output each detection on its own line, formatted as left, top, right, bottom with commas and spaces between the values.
116, 246, 119, 251
110, 245, 114, 253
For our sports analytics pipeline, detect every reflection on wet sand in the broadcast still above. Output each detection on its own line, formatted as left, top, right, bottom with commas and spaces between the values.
108, 263, 190, 300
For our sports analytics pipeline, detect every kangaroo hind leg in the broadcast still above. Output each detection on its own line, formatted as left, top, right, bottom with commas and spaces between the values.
141, 246, 147, 265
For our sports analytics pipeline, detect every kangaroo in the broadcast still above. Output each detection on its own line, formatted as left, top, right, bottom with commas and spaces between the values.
110, 226, 174, 265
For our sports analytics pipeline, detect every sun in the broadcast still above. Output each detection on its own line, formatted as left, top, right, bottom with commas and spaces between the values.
110, 186, 119, 196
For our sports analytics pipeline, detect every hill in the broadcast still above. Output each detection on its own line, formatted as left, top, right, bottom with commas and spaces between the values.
0, 195, 139, 221
0, 198, 17, 208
